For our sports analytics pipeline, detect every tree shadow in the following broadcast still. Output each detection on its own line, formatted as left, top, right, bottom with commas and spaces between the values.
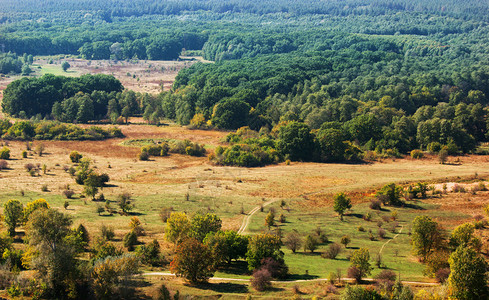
286, 274, 320, 281
189, 282, 249, 294
218, 261, 250, 276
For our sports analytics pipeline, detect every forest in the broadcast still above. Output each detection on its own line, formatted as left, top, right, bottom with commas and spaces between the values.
3, 0, 489, 299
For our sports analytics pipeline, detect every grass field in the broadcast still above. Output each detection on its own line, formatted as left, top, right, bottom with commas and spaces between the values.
0, 123, 488, 298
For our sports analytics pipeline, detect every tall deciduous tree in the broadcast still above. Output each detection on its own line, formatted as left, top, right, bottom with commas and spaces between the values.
4, 199, 23, 236
349, 248, 372, 281
246, 233, 283, 271
411, 216, 444, 262
27, 209, 84, 298
190, 213, 222, 242
165, 212, 190, 244
448, 246, 488, 299
170, 238, 215, 283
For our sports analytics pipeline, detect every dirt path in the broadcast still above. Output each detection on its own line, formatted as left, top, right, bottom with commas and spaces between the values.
237, 199, 280, 234
142, 272, 438, 286
379, 224, 404, 255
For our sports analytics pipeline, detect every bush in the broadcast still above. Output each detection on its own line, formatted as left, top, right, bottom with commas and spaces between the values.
251, 268, 271, 291
435, 268, 450, 283
340, 235, 351, 248
260, 257, 288, 279
41, 184, 49, 192
21, 151, 27, 158
322, 243, 342, 259
410, 149, 424, 159
378, 228, 387, 239
0, 160, 8, 170
123, 231, 138, 251
369, 199, 382, 210
347, 266, 362, 283
0, 147, 10, 159
101, 224, 115, 241
63, 189, 74, 199
138, 150, 150, 161
159, 207, 174, 223
69, 151, 82, 163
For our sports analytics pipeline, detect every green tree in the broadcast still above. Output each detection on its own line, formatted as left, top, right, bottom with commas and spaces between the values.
333, 192, 352, 220
4, 199, 23, 236
265, 211, 275, 229
123, 231, 138, 251
117, 192, 133, 214
376, 183, 404, 206
448, 246, 488, 299
169, 238, 215, 283
189, 213, 222, 242
27, 209, 83, 298
450, 222, 475, 248
411, 216, 443, 262
210, 98, 251, 129
61, 61, 70, 72
92, 254, 140, 299
165, 212, 190, 244
203, 230, 249, 265
277, 122, 316, 161
303, 234, 319, 253
349, 248, 373, 281
246, 233, 283, 271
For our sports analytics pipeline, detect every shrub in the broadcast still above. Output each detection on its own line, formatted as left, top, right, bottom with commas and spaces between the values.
101, 224, 115, 241
138, 150, 150, 161
347, 266, 362, 283
41, 185, 49, 192
24, 163, 35, 172
123, 231, 138, 251
69, 151, 82, 163
251, 268, 271, 291
260, 257, 288, 279
304, 234, 319, 253
363, 212, 372, 221
159, 207, 174, 223
340, 235, 351, 248
35, 143, 45, 156
322, 243, 342, 259
378, 228, 387, 239
410, 149, 424, 159
438, 149, 448, 164
63, 201, 69, 210
285, 231, 302, 253
63, 189, 74, 199
369, 199, 382, 210
0, 160, 8, 170
21, 151, 27, 158
357, 225, 365, 232
0, 147, 10, 160
435, 268, 450, 283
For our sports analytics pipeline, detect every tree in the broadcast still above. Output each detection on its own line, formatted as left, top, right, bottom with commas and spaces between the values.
349, 248, 372, 282
27, 209, 83, 298
340, 235, 351, 248
189, 213, 222, 242
210, 98, 250, 129
170, 238, 215, 283
92, 254, 140, 299
165, 212, 190, 244
246, 233, 283, 271
450, 222, 475, 249
22, 198, 49, 222
448, 246, 488, 299
284, 231, 302, 253
438, 148, 448, 164
333, 192, 352, 220
84, 173, 101, 200
411, 216, 444, 262
303, 234, 319, 253
265, 211, 275, 229
4, 199, 23, 236
123, 231, 138, 251
117, 192, 133, 214
61, 61, 70, 72
276, 121, 316, 161
376, 183, 404, 206
204, 230, 249, 265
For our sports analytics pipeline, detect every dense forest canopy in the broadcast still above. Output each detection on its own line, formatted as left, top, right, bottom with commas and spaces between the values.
3, 0, 489, 160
